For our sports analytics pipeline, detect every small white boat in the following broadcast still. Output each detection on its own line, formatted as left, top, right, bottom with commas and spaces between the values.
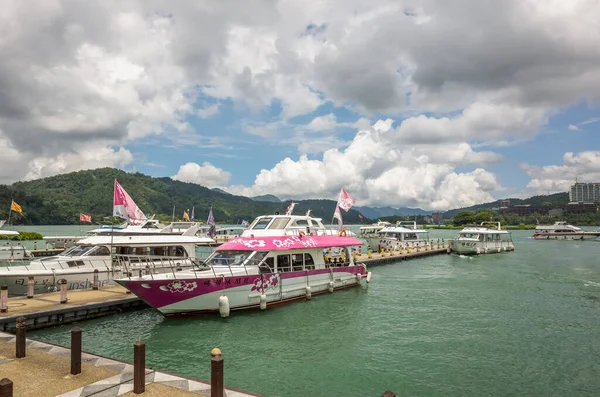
358, 221, 392, 244
532, 221, 600, 240
366, 221, 430, 252
0, 222, 33, 262
448, 222, 515, 255
0, 229, 214, 296
196, 226, 247, 246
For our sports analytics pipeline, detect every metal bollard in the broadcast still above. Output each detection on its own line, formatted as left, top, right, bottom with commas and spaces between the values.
211, 348, 224, 397
133, 341, 145, 394
93, 269, 99, 290
60, 280, 68, 304
0, 378, 14, 397
71, 328, 82, 375
27, 277, 35, 299
15, 317, 26, 359
0, 285, 7, 313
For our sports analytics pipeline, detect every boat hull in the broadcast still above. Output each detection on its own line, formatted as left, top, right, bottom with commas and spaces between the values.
116, 266, 367, 316
448, 241, 515, 255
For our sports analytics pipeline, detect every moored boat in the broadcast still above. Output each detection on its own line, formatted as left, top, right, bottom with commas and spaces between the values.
531, 221, 600, 240
448, 222, 515, 255
0, 227, 214, 296
115, 234, 371, 317
367, 221, 430, 252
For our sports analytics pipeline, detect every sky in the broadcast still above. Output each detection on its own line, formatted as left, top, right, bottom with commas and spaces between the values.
1, 0, 599, 211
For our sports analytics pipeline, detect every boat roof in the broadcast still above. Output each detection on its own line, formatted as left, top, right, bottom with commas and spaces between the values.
0, 230, 19, 236
379, 226, 428, 234
459, 226, 510, 234
77, 234, 214, 246
216, 235, 363, 251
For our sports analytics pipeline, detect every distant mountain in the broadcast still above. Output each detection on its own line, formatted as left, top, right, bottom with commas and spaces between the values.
211, 188, 232, 195
0, 168, 364, 225
355, 206, 430, 219
442, 192, 570, 218
251, 194, 281, 203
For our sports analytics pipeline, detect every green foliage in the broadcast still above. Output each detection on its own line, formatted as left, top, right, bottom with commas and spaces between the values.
0, 168, 364, 225
452, 210, 475, 226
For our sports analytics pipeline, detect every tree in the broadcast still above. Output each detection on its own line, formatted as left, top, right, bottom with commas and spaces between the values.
452, 210, 475, 226
475, 210, 494, 223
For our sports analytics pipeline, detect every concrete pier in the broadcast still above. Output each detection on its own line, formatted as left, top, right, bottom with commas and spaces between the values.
0, 286, 145, 333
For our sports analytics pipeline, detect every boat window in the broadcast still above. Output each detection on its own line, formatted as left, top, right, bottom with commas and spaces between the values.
241, 251, 269, 268
292, 254, 304, 271
268, 217, 291, 229
305, 253, 315, 270
277, 255, 291, 272
205, 250, 254, 267
291, 219, 309, 227
89, 246, 111, 256
251, 217, 273, 230
260, 257, 274, 274
63, 246, 96, 257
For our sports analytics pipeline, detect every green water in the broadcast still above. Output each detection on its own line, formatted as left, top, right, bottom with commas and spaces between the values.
27, 228, 600, 396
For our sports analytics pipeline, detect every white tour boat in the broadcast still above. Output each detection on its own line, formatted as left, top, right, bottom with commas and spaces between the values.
0, 226, 33, 262
448, 222, 515, 255
196, 226, 247, 246
365, 221, 430, 252
358, 221, 392, 243
0, 229, 214, 296
115, 234, 371, 317
531, 221, 600, 240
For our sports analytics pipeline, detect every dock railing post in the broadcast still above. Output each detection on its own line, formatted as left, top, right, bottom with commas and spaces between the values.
60, 280, 68, 304
93, 269, 99, 290
27, 277, 35, 299
133, 341, 145, 394
0, 378, 14, 397
15, 317, 26, 359
71, 328, 82, 375
210, 347, 224, 397
0, 285, 7, 313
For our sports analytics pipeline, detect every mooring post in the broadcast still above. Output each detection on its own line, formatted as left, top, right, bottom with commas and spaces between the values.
0, 285, 7, 313
15, 317, 26, 358
71, 328, 82, 375
133, 341, 145, 394
92, 269, 99, 290
0, 378, 14, 397
210, 347, 224, 397
26, 277, 35, 299
381, 391, 396, 397
60, 280, 68, 304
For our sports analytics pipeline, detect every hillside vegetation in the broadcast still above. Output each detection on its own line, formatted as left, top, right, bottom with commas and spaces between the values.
0, 168, 363, 225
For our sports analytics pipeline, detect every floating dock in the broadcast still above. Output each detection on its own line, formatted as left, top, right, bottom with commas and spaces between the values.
360, 245, 449, 267
0, 286, 145, 333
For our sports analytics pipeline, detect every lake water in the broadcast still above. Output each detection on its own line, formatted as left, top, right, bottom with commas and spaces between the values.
13, 226, 600, 396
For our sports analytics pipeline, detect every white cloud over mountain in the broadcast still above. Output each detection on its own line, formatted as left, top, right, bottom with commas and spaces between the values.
0, 0, 599, 208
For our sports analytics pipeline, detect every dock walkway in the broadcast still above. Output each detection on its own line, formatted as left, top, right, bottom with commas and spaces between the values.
0, 331, 262, 397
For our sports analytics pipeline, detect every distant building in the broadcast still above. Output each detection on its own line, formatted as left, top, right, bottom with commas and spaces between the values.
569, 182, 600, 203
564, 202, 597, 214
499, 205, 549, 216
548, 208, 563, 217
499, 199, 510, 208
432, 212, 443, 224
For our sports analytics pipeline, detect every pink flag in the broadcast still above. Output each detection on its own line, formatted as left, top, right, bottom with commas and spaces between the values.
333, 204, 343, 226
113, 180, 147, 225
79, 213, 92, 223
337, 187, 355, 212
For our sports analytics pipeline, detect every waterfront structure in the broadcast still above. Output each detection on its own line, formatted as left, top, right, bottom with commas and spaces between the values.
564, 201, 597, 214
532, 221, 600, 240
448, 222, 515, 255
365, 222, 430, 252
569, 182, 600, 203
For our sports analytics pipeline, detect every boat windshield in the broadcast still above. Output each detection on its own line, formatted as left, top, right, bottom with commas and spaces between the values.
459, 233, 479, 240
206, 250, 268, 267
61, 245, 98, 257
250, 217, 273, 230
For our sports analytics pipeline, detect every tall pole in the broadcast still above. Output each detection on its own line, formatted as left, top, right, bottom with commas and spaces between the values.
7, 199, 12, 226
172, 205, 175, 222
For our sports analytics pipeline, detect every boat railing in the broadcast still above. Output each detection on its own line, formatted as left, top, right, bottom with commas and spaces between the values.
113, 254, 209, 280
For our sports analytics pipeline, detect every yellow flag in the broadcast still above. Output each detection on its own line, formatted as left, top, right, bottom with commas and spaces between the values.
11, 200, 22, 214
183, 211, 190, 221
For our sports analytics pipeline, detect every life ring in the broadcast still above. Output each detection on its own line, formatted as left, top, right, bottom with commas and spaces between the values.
339, 229, 347, 237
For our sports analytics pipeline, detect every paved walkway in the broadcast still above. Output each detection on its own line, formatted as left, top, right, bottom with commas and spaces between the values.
0, 331, 262, 397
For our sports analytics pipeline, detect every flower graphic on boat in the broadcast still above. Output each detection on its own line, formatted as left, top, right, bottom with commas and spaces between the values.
229, 238, 266, 248
272, 238, 297, 248
167, 280, 198, 293
250, 274, 281, 292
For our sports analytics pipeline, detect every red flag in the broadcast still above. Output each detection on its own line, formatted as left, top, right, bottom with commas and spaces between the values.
337, 187, 355, 212
80, 213, 92, 223
359, 214, 364, 219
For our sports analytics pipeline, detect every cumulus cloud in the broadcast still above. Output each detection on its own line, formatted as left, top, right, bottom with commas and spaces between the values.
522, 151, 600, 195
172, 162, 232, 188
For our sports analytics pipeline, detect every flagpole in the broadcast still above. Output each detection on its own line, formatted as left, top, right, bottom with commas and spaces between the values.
172, 205, 175, 222
7, 199, 13, 226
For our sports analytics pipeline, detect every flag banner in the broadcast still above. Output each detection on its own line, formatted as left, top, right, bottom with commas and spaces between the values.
333, 204, 343, 227
113, 180, 147, 225
241, 219, 249, 227
207, 209, 216, 238
10, 200, 22, 214
183, 210, 190, 221
359, 214, 364, 219
80, 213, 92, 223
337, 187, 355, 212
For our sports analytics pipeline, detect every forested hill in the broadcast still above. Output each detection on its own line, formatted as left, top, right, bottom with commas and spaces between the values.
0, 168, 363, 225
441, 192, 570, 219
